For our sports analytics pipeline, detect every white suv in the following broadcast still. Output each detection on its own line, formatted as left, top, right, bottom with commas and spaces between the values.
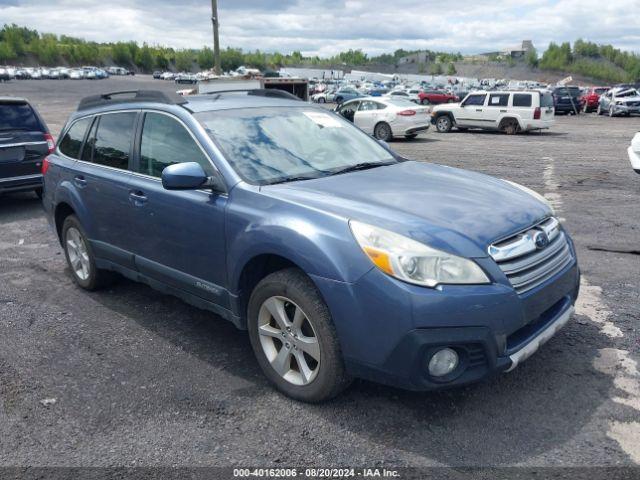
431, 90, 555, 134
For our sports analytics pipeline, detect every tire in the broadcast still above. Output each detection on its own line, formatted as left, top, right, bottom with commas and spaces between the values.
34, 188, 43, 199
318, 97, 325, 104
609, 106, 615, 117
447, 99, 454, 103
583, 102, 589, 114
435, 114, 452, 133
247, 268, 351, 403
374, 122, 393, 142
420, 98, 428, 105
61, 215, 115, 290
405, 133, 418, 139
335, 96, 343, 105
501, 118, 520, 135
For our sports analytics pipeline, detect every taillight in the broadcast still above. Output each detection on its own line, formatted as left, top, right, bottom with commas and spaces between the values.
44, 133, 55, 154
534, 107, 541, 120
42, 156, 50, 175
398, 110, 416, 116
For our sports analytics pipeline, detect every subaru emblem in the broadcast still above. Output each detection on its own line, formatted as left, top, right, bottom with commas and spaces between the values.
533, 231, 550, 250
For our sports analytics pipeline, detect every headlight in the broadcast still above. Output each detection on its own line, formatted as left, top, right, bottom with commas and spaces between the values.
503, 180, 555, 215
349, 221, 490, 288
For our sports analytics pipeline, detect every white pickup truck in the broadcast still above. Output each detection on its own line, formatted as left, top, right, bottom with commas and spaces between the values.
431, 90, 555, 134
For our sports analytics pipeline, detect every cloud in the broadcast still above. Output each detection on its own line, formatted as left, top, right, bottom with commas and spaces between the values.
0, 0, 638, 56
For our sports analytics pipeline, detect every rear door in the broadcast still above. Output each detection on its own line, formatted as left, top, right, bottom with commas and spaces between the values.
355, 100, 383, 134
72, 111, 138, 269
0, 100, 50, 182
484, 93, 510, 127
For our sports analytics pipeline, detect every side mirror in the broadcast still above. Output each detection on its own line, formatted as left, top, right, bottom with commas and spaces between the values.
162, 162, 226, 193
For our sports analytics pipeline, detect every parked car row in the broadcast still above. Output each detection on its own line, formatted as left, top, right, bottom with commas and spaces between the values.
311, 82, 461, 106
0, 65, 115, 80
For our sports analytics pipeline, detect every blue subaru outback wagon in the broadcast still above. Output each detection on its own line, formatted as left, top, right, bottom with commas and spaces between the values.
43, 89, 580, 402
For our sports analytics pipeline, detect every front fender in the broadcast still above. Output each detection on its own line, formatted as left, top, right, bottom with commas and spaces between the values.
225, 187, 373, 294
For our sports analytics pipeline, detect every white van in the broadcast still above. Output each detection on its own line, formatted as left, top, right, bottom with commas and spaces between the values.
431, 90, 555, 134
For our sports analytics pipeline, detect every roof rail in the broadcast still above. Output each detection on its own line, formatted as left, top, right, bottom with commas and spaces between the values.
204, 88, 302, 101
77, 90, 188, 111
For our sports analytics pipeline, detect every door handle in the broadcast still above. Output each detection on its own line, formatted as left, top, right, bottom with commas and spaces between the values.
500, 109, 507, 113
129, 190, 147, 206
73, 175, 87, 188
475, 109, 483, 112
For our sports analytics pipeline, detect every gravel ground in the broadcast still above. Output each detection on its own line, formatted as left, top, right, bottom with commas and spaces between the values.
0, 77, 638, 469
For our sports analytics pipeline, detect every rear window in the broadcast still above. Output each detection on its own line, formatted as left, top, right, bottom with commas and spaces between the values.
0, 102, 42, 132
554, 87, 580, 96
513, 94, 532, 107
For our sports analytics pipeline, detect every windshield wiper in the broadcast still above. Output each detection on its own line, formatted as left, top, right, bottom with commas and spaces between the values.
330, 161, 397, 176
266, 175, 323, 185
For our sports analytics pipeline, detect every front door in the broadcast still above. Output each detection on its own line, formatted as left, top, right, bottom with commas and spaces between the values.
127, 111, 229, 308
456, 93, 488, 128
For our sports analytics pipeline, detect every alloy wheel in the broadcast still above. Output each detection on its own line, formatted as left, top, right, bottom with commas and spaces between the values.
257, 296, 320, 386
65, 227, 90, 281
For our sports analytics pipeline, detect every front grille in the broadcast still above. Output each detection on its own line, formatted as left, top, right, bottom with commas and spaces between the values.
489, 217, 573, 295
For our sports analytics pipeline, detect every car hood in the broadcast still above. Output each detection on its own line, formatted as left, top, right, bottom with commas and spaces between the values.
265, 161, 552, 258
433, 102, 461, 111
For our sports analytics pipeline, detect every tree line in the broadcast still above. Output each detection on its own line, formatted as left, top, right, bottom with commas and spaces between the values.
1, 24, 638, 83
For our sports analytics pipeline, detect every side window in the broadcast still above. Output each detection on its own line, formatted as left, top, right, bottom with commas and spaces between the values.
139, 112, 212, 178
513, 94, 532, 107
91, 112, 137, 170
358, 101, 379, 111
59, 117, 92, 159
463, 94, 486, 106
488, 94, 509, 107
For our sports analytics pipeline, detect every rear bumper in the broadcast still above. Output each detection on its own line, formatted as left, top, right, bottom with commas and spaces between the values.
614, 105, 640, 115
0, 173, 42, 193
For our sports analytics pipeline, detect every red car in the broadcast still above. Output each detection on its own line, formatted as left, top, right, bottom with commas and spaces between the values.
418, 90, 459, 105
580, 87, 609, 112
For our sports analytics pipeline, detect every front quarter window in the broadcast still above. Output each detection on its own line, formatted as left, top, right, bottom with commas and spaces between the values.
195, 107, 395, 185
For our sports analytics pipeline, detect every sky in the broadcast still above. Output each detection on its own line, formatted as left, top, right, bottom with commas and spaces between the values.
0, 0, 639, 56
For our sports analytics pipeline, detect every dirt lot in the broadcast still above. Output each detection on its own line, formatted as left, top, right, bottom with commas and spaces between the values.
0, 77, 639, 469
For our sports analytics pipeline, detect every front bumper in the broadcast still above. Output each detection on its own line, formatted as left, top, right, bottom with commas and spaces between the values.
613, 104, 640, 115
0, 173, 42, 194
312, 243, 580, 391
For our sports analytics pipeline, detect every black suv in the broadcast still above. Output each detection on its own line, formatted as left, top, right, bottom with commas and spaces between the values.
0, 97, 54, 198
552, 87, 583, 115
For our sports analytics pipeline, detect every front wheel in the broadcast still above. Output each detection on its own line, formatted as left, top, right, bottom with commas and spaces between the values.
597, 104, 603, 115
609, 106, 615, 117
374, 122, 393, 142
435, 115, 453, 133
247, 268, 351, 402
318, 97, 325, 103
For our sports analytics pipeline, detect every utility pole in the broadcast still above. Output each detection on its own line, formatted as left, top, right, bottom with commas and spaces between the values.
211, 0, 221, 75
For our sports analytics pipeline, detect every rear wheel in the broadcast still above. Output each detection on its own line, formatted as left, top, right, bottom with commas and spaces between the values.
501, 118, 520, 135
62, 215, 115, 290
374, 122, 393, 142
435, 115, 453, 133
318, 97, 325, 103
247, 268, 351, 402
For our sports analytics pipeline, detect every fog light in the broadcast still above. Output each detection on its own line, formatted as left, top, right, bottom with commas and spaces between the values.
428, 348, 459, 377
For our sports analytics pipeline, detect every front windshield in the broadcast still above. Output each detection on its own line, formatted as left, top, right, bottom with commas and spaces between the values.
195, 107, 395, 185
